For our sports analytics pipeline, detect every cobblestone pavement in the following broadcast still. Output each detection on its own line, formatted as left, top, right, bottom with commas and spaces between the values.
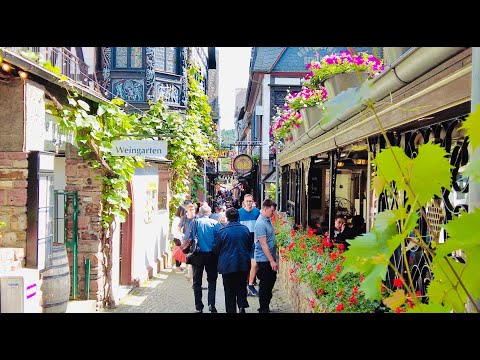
101, 264, 294, 314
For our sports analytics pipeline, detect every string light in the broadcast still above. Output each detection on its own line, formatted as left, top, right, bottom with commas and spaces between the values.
3, 48, 215, 134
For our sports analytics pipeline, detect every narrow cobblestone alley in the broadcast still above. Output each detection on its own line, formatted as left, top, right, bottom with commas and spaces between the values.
101, 265, 294, 314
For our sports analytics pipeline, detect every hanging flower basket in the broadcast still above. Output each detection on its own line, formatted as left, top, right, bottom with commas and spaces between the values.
299, 105, 324, 129
303, 50, 384, 101
322, 71, 369, 100
291, 120, 306, 139
285, 86, 328, 130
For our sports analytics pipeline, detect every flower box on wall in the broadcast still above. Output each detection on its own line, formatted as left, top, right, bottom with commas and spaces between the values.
322, 71, 368, 100
291, 121, 305, 139
278, 255, 323, 313
299, 106, 323, 129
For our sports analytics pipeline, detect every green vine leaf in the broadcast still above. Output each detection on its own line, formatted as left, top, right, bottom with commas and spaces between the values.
77, 99, 90, 112
373, 146, 411, 191
433, 209, 480, 307
319, 78, 376, 128
342, 208, 418, 300
463, 157, 480, 182
461, 104, 480, 148
406, 302, 451, 313
410, 142, 453, 208
437, 209, 480, 258
427, 259, 467, 313
372, 174, 386, 195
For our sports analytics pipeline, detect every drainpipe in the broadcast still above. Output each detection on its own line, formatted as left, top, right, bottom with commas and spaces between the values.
84, 257, 91, 300
279, 47, 467, 162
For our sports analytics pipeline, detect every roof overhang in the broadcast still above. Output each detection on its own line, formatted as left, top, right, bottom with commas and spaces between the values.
278, 47, 470, 166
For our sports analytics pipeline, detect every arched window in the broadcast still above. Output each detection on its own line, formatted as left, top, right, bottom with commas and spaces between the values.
114, 47, 143, 69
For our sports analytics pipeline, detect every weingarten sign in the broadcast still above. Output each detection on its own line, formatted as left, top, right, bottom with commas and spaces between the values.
111, 140, 168, 159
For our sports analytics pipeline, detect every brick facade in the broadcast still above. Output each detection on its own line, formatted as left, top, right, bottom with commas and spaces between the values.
65, 143, 105, 308
0, 151, 29, 269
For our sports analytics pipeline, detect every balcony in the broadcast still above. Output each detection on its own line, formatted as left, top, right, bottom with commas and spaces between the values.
4, 47, 97, 90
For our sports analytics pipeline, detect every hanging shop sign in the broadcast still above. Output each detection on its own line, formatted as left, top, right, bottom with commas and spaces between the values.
233, 154, 253, 175
218, 157, 233, 173
111, 140, 168, 159
217, 149, 230, 158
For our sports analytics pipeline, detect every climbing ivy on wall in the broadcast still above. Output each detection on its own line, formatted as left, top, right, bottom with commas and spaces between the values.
46, 61, 218, 308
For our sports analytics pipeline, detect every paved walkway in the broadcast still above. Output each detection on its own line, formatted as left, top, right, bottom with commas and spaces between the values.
101, 264, 294, 314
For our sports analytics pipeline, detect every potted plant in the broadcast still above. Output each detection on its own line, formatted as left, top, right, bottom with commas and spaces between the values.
274, 218, 382, 313
303, 50, 384, 100
270, 107, 303, 143
285, 86, 328, 130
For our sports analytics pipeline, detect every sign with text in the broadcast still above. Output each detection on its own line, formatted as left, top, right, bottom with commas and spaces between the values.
233, 154, 254, 174
112, 140, 168, 158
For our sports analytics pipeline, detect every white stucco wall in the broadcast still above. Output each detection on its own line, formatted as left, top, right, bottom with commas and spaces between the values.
25, 80, 46, 152
130, 163, 169, 283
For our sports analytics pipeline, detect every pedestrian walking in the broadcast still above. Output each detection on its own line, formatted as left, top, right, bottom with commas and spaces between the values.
186, 203, 219, 313
179, 202, 197, 281
216, 211, 227, 228
214, 207, 251, 313
238, 193, 260, 296
171, 205, 186, 270
254, 198, 278, 313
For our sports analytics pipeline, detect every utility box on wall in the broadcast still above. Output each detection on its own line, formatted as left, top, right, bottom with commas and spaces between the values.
0, 268, 41, 313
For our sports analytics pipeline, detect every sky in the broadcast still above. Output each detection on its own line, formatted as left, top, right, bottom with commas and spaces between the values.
217, 47, 252, 130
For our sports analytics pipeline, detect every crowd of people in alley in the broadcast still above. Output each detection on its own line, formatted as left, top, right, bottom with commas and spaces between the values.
171, 195, 276, 313
170, 193, 365, 314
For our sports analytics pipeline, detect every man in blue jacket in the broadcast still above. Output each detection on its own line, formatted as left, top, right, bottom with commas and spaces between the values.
214, 207, 251, 313
188, 203, 219, 313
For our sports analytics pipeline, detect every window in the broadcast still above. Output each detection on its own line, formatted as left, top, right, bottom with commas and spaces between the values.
114, 47, 143, 69
38, 173, 54, 270
154, 47, 178, 73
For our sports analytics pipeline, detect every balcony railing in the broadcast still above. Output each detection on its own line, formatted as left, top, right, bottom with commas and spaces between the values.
5, 47, 98, 90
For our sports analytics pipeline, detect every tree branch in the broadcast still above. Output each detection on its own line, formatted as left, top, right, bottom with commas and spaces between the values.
88, 138, 116, 177
44, 88, 63, 110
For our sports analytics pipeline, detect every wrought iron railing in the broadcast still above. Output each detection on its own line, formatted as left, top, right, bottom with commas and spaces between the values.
5, 47, 98, 89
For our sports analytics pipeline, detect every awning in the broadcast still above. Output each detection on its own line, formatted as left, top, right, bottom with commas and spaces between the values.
262, 170, 276, 184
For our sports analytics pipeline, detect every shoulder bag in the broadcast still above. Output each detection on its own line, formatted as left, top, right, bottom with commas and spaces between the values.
180, 219, 196, 254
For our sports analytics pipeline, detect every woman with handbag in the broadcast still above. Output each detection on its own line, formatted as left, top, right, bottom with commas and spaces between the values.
179, 203, 197, 281
171, 205, 187, 270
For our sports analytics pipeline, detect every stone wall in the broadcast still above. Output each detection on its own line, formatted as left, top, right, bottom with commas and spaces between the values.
0, 151, 29, 268
0, 79, 24, 152
278, 255, 322, 313
65, 143, 104, 308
